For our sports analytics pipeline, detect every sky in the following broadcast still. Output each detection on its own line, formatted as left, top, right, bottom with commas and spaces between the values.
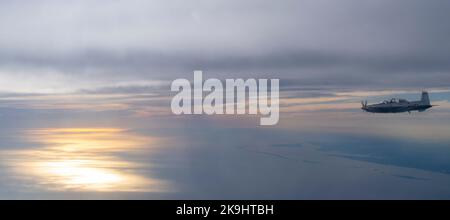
1, 0, 450, 199
1, 0, 450, 94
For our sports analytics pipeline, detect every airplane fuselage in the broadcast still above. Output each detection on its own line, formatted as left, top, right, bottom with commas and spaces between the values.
361, 91, 433, 113
362, 101, 432, 113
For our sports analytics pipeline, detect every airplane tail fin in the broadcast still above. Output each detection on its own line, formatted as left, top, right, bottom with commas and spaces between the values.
421, 91, 430, 105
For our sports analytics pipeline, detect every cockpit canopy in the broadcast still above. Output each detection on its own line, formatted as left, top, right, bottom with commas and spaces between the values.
382, 98, 409, 104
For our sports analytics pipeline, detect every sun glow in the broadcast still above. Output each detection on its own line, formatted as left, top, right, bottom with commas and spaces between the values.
3, 128, 170, 192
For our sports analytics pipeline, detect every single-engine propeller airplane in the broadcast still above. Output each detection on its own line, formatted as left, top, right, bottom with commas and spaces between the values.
361, 91, 434, 113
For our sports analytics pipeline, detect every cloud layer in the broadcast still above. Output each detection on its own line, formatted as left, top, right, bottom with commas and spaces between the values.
1, 0, 450, 92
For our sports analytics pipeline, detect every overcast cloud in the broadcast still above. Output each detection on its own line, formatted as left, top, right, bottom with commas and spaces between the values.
1, 0, 450, 93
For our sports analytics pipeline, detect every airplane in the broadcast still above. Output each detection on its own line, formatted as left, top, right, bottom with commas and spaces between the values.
361, 91, 434, 113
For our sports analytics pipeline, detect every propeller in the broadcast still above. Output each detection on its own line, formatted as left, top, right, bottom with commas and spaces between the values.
361, 100, 368, 108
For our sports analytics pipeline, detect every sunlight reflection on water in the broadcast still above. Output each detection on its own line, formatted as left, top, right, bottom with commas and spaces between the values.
2, 128, 170, 192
